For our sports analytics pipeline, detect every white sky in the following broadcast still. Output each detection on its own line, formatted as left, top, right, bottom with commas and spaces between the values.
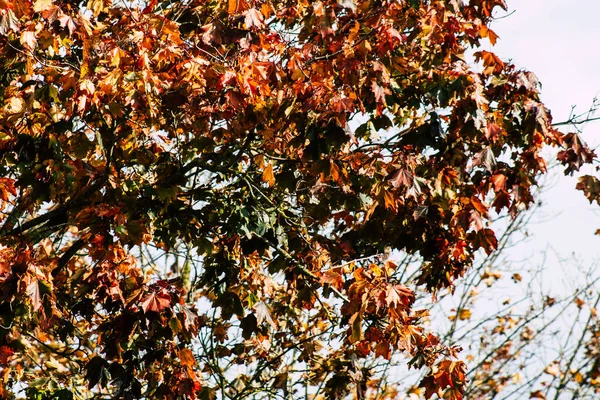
488, 0, 600, 282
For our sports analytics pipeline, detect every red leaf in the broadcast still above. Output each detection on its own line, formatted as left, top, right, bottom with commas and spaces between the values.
0, 346, 14, 365
141, 291, 172, 313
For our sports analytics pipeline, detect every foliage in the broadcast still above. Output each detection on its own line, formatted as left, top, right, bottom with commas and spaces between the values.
0, 0, 597, 398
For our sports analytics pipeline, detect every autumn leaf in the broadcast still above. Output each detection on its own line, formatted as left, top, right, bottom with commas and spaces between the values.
262, 163, 275, 187
26, 278, 44, 311
544, 362, 560, 377
349, 312, 363, 342
0, 178, 17, 201
321, 270, 344, 290
383, 189, 397, 213
458, 309, 471, 320
228, 0, 249, 14
33, 0, 53, 12
390, 169, 413, 188
178, 348, 196, 367
479, 26, 498, 45
474, 50, 504, 74
254, 301, 276, 328
530, 390, 546, 399
0, 346, 14, 365
385, 284, 414, 308
244, 8, 264, 29
371, 81, 387, 104
140, 291, 171, 313
20, 30, 37, 49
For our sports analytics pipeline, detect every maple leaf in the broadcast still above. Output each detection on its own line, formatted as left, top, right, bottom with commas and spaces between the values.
0, 346, 14, 365
0, 178, 16, 201
390, 169, 413, 188
371, 81, 388, 105
228, 0, 249, 14
262, 163, 275, 187
475, 50, 504, 74
385, 284, 414, 308
140, 290, 171, 313
486, 122, 503, 142
530, 390, 546, 399
254, 301, 276, 328
20, 30, 37, 49
472, 147, 496, 171
479, 25, 500, 45
178, 348, 196, 368
33, 0, 53, 13
321, 270, 344, 290
27, 278, 43, 311
244, 8, 264, 29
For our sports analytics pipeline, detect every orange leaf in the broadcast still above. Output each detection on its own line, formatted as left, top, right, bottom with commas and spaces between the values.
262, 163, 275, 187
479, 26, 499, 45
475, 50, 504, 74
383, 190, 397, 212
228, 0, 249, 14
178, 348, 196, 367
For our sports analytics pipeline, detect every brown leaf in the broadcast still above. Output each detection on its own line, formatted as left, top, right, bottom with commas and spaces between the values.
228, 0, 249, 14
349, 312, 363, 342
321, 270, 344, 290
475, 50, 504, 74
20, 30, 37, 50
490, 174, 507, 192
530, 390, 546, 399
385, 284, 413, 308
458, 309, 471, 320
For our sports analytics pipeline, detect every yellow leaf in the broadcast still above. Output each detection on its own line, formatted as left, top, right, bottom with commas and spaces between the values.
87, 0, 107, 17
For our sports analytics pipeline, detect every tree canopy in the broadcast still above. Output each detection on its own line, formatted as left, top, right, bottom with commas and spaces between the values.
0, 0, 598, 398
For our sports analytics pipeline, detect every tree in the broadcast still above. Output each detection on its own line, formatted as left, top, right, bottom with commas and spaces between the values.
361, 186, 600, 399
0, 0, 597, 398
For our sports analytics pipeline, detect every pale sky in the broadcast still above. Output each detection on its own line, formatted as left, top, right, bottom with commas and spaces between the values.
489, 0, 600, 282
